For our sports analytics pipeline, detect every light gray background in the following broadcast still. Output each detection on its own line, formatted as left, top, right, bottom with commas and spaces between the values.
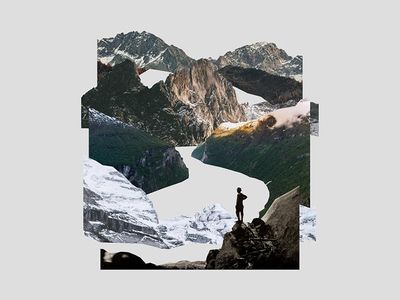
1, 0, 399, 299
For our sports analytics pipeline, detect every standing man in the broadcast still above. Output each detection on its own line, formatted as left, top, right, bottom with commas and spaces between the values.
235, 187, 247, 223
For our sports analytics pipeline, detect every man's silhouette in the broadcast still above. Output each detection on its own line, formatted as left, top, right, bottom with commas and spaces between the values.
235, 187, 247, 223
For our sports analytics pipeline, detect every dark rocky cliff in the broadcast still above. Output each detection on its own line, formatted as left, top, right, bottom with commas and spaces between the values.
218, 65, 302, 107
88, 108, 188, 193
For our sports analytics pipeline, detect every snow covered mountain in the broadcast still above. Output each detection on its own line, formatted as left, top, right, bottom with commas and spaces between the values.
300, 205, 316, 242
84, 158, 235, 248
216, 42, 302, 81
98, 31, 194, 72
159, 204, 236, 246
83, 158, 167, 247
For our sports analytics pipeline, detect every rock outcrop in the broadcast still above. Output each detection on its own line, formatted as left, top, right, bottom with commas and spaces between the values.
205, 218, 297, 269
204, 187, 300, 269
261, 187, 300, 266
165, 59, 247, 138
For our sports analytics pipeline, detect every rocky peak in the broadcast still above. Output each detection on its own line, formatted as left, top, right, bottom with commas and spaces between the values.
97, 59, 144, 95
216, 42, 302, 80
166, 59, 247, 128
97, 30, 195, 72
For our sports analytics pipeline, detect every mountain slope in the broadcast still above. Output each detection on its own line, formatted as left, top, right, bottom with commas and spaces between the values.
82, 59, 246, 145
83, 158, 168, 247
192, 101, 310, 216
98, 31, 194, 72
216, 42, 302, 81
88, 108, 188, 193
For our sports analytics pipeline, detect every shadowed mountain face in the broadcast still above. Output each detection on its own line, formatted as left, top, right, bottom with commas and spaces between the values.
97, 30, 195, 72
218, 66, 302, 107
82, 59, 246, 145
88, 109, 188, 193
216, 42, 302, 80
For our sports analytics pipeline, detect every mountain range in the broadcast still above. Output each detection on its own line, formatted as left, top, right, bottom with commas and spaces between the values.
97, 30, 302, 81
98, 31, 194, 72
82, 59, 246, 145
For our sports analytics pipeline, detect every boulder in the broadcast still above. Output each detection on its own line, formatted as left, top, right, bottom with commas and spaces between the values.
262, 186, 300, 267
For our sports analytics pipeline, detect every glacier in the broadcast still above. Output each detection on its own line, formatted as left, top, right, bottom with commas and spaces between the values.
83, 158, 235, 248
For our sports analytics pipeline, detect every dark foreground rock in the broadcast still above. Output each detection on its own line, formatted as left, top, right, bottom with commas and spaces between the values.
99, 188, 300, 270
205, 187, 300, 269
262, 186, 300, 266
100, 249, 164, 269
100, 249, 205, 270
205, 220, 292, 269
